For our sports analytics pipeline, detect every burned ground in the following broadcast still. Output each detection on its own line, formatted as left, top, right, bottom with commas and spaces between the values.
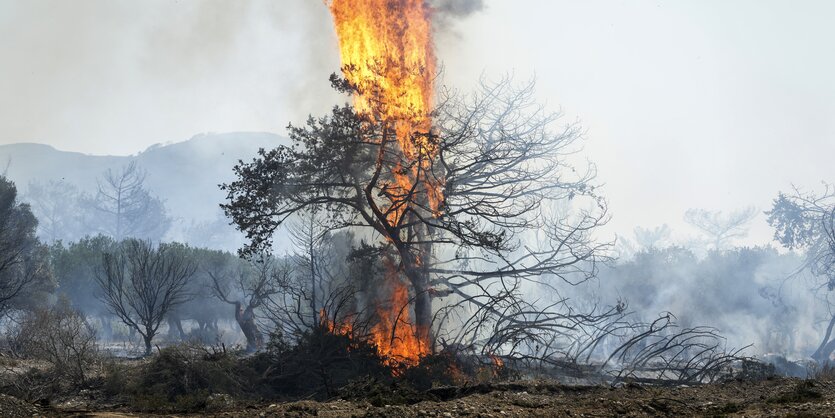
1, 377, 834, 417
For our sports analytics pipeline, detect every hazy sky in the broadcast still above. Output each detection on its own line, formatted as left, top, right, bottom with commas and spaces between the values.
1, 0, 834, 245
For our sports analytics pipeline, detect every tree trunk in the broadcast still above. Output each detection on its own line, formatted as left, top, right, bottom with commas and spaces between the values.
402, 240, 434, 353
411, 275, 432, 350
143, 335, 153, 356
234, 302, 262, 352
813, 315, 835, 364
167, 316, 185, 340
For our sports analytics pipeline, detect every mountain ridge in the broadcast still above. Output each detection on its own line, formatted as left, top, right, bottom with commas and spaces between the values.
0, 132, 289, 248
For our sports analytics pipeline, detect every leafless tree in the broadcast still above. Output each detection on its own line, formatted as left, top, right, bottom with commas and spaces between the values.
208, 255, 288, 352
633, 224, 672, 250
432, 281, 748, 385
286, 210, 354, 326
289, 211, 326, 325
684, 206, 757, 250
85, 161, 170, 241
432, 276, 621, 370
96, 239, 196, 356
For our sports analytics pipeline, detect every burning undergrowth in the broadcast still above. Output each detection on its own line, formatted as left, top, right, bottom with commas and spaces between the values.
320, 243, 432, 372
92, 329, 502, 412
89, 314, 756, 413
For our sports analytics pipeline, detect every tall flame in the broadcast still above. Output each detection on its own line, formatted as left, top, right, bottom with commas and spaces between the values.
328, 0, 437, 367
328, 0, 435, 159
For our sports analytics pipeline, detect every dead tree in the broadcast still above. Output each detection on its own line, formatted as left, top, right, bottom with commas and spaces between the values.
288, 209, 333, 326
85, 161, 170, 241
222, 75, 610, 355
209, 256, 287, 352
96, 239, 196, 356
684, 207, 757, 251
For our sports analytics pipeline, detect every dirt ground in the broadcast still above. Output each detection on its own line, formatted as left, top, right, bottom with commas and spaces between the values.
3, 378, 834, 417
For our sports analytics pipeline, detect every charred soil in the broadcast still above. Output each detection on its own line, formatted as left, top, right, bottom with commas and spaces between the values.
2, 377, 834, 417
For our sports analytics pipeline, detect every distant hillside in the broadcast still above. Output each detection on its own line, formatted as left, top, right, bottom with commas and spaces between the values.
0, 132, 288, 248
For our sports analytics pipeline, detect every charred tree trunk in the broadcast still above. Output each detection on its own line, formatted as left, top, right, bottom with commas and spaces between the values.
400, 233, 434, 352
209, 269, 272, 353
411, 271, 433, 350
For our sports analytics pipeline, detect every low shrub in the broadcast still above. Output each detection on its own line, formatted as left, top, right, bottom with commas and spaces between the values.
98, 327, 518, 411
122, 342, 253, 412
250, 327, 392, 399
4, 298, 98, 387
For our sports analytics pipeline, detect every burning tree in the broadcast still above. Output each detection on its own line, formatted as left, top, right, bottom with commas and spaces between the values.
222, 0, 608, 367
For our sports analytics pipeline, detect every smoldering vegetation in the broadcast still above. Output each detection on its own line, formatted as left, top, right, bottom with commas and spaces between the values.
0, 79, 833, 414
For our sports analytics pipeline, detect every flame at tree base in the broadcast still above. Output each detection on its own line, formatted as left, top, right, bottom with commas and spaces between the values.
320, 269, 429, 369
370, 257, 430, 368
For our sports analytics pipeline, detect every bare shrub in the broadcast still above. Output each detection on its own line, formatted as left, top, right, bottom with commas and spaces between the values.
598, 313, 750, 385
5, 298, 98, 386
96, 239, 196, 356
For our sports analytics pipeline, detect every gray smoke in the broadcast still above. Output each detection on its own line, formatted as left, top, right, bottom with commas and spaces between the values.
430, 0, 486, 36
431, 0, 485, 18
431, 0, 484, 18
0, 0, 340, 155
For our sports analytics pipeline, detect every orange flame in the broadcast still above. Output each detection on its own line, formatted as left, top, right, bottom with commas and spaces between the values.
327, 0, 439, 368
328, 0, 435, 158
328, 0, 443, 222
370, 259, 430, 368
320, 308, 353, 336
